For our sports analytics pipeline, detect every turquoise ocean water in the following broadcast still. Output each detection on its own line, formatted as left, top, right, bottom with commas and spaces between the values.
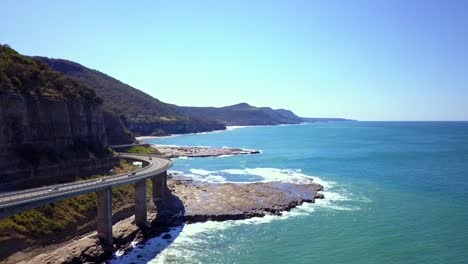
113, 122, 468, 264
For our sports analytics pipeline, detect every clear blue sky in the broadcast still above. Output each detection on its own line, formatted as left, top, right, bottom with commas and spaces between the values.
2, 0, 467, 120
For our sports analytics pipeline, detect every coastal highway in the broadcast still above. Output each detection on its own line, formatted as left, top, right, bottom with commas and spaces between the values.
0, 154, 172, 218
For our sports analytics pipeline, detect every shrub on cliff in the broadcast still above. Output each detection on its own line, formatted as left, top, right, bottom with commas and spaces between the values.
0, 44, 101, 103
0, 44, 123, 189
124, 145, 160, 155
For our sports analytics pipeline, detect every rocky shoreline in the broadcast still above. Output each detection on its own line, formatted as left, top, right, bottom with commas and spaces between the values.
153, 145, 261, 159
12, 179, 324, 264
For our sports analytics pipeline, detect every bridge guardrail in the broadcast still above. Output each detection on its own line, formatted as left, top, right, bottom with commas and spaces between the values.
0, 155, 172, 209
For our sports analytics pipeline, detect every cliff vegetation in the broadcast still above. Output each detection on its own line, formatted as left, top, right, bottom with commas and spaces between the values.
0, 45, 125, 189
35, 57, 226, 136
181, 103, 304, 126
0, 160, 150, 260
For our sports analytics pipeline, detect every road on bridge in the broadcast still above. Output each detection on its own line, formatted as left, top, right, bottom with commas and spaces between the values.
0, 154, 172, 218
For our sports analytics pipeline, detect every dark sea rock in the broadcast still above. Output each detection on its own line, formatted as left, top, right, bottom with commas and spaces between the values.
161, 233, 172, 240
315, 193, 325, 199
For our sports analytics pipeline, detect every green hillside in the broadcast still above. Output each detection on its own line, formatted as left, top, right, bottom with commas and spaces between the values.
35, 57, 226, 136
181, 103, 304, 126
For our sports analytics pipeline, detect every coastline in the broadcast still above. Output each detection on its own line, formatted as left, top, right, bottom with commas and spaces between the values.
2, 143, 324, 264
12, 180, 324, 264
152, 145, 261, 159
135, 123, 307, 141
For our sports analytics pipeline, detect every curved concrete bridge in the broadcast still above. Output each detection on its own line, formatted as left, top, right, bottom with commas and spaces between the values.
0, 153, 172, 251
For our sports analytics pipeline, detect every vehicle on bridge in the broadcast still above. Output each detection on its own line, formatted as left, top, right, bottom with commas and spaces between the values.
48, 187, 59, 192
0, 153, 172, 254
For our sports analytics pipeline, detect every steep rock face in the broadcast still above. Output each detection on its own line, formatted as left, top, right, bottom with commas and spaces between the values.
0, 45, 118, 190
0, 91, 117, 189
124, 119, 226, 136
103, 109, 135, 145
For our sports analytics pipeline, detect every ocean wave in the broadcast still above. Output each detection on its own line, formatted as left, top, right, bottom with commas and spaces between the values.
314, 190, 361, 211
111, 167, 368, 264
153, 144, 215, 148
188, 174, 228, 183
187, 168, 355, 193
111, 202, 318, 264
184, 167, 368, 212
111, 203, 360, 264
142, 129, 227, 140
151, 143, 181, 148
217, 154, 234, 158
189, 168, 217, 176
226, 126, 250, 131
112, 197, 354, 264
188, 167, 335, 189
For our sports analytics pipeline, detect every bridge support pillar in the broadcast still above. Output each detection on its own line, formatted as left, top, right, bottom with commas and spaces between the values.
134, 180, 147, 228
152, 171, 172, 223
97, 188, 113, 251
152, 171, 167, 205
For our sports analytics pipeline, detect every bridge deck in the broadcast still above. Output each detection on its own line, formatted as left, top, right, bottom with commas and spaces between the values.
0, 154, 172, 219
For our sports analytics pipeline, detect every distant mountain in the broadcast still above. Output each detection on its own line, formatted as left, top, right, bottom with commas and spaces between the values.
301, 117, 355, 122
275, 109, 304, 123
34, 56, 351, 132
35, 57, 226, 136
180, 103, 304, 126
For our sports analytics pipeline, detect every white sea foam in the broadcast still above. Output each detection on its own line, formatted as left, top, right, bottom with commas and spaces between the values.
112, 166, 368, 263
184, 167, 367, 212
219, 167, 335, 188
217, 154, 234, 158
203, 175, 227, 182
184, 167, 363, 211
111, 202, 318, 264
189, 168, 217, 176
221, 169, 248, 175
185, 172, 227, 183
139, 129, 227, 141
186, 167, 336, 190
151, 144, 182, 148
113, 203, 325, 264
226, 126, 250, 131
196, 129, 225, 135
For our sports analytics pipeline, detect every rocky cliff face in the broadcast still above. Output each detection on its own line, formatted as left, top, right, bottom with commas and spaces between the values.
103, 109, 135, 145
0, 91, 118, 190
124, 120, 226, 136
0, 45, 119, 190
